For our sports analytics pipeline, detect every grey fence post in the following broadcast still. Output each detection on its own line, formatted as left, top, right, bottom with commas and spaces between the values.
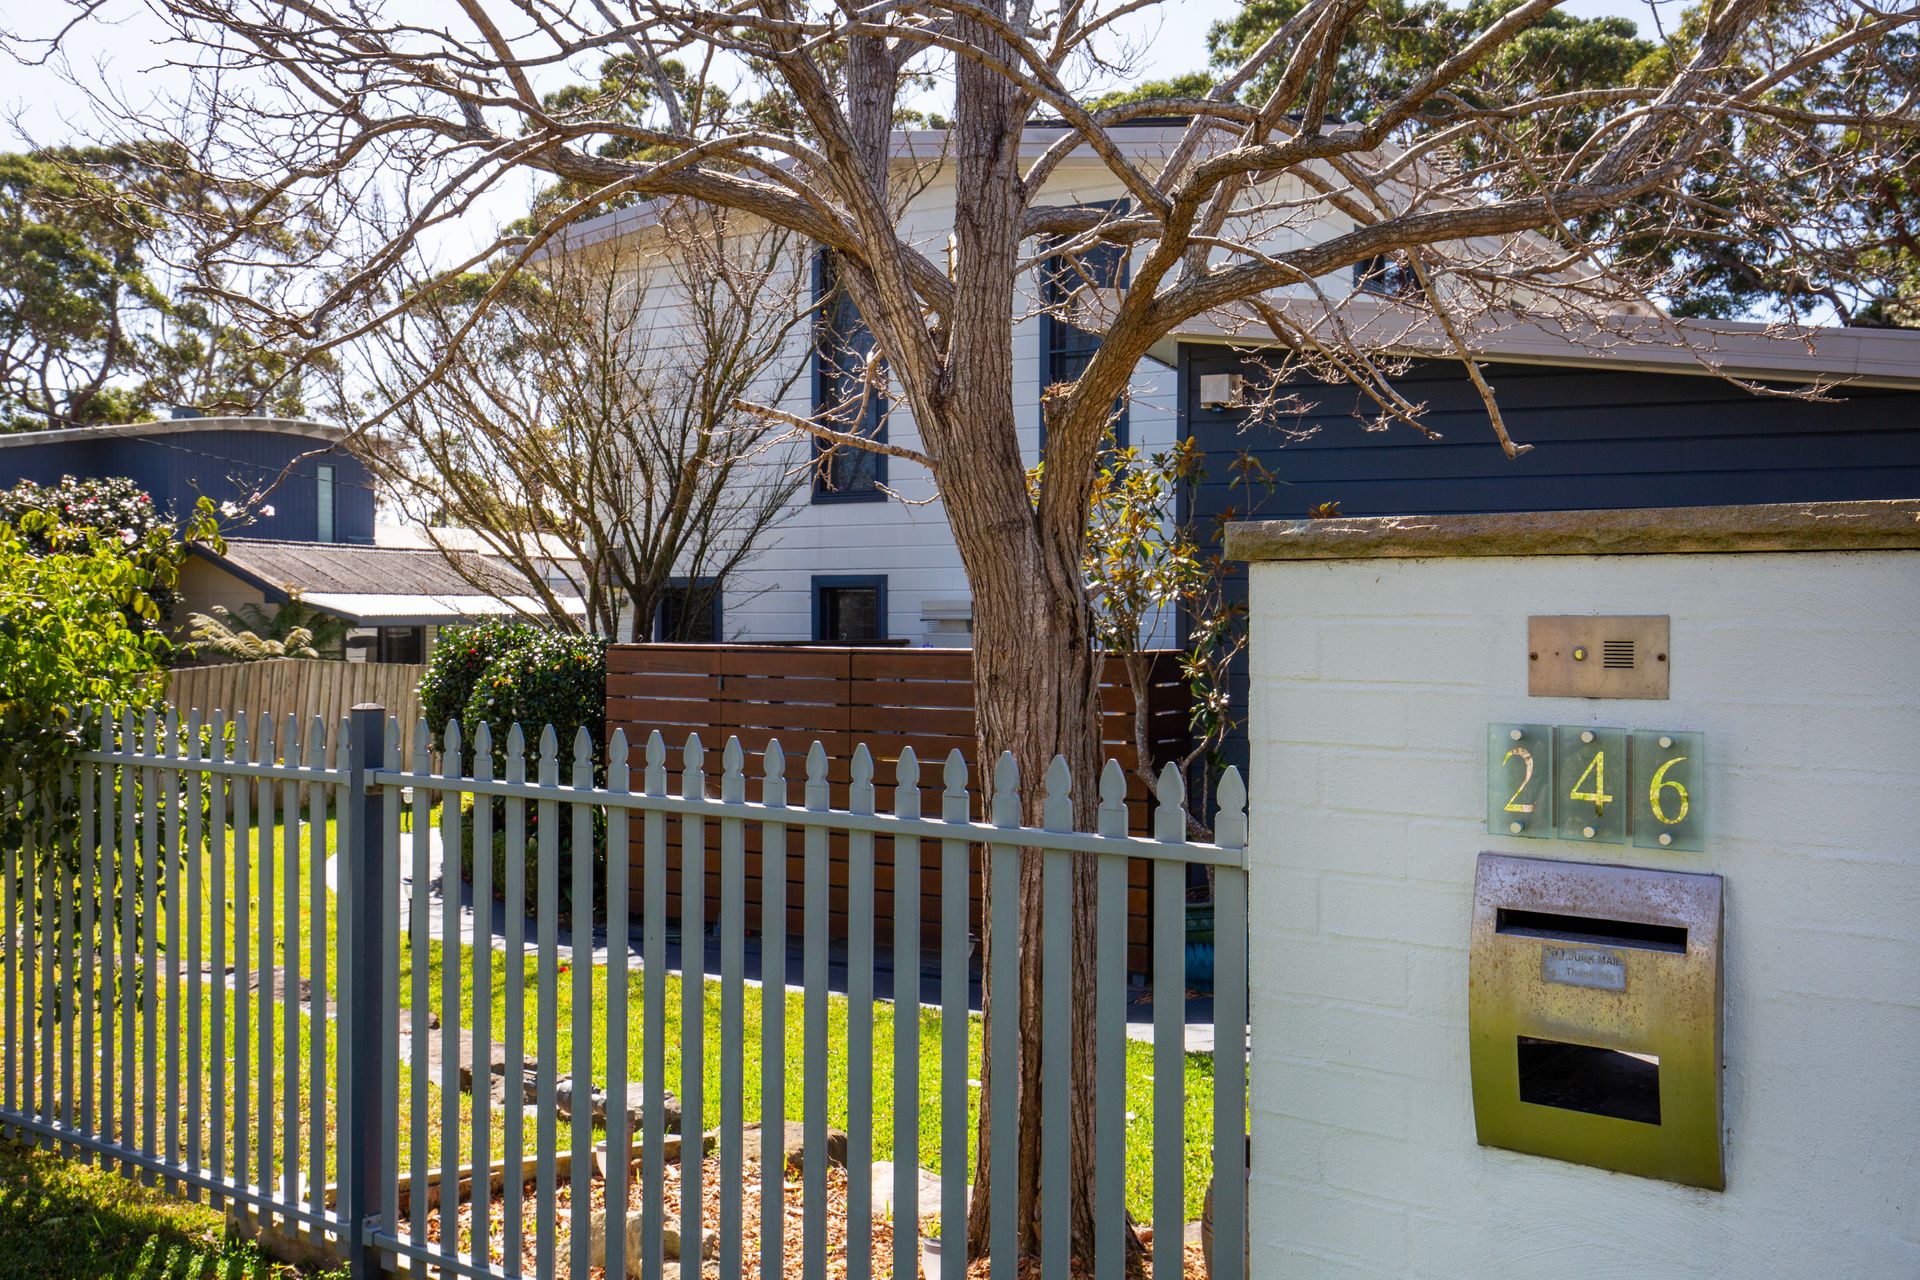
343, 704, 389, 1278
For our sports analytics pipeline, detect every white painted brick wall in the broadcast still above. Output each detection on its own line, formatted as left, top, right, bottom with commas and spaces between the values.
1243, 550, 1920, 1278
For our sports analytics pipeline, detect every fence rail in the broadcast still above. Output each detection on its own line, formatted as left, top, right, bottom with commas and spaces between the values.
3, 704, 1248, 1280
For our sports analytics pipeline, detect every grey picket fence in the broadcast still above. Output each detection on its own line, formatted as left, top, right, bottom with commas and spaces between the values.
1, 704, 1248, 1280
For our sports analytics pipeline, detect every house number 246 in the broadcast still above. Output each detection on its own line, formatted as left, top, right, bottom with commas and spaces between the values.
1487, 724, 1705, 852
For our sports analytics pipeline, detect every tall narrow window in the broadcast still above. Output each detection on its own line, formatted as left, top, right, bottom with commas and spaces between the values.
812, 250, 887, 501
316, 464, 336, 542
1040, 200, 1131, 448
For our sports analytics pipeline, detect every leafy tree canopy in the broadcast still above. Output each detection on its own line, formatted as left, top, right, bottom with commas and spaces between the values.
1199, 0, 1917, 325
0, 144, 317, 428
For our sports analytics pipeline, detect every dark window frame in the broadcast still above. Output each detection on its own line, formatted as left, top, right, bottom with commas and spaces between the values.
811, 250, 889, 504
655, 575, 724, 642
375, 625, 424, 664
810, 574, 889, 643
1040, 199, 1131, 450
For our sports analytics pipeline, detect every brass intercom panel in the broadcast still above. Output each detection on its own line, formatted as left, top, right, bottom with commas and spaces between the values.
1529, 615, 1670, 699
1469, 853, 1724, 1189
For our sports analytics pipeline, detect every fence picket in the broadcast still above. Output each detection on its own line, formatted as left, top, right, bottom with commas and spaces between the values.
409, 720, 431, 1262
441, 721, 464, 1264
1094, 763, 1128, 1280
381, 715, 403, 1251
209, 713, 227, 1207
231, 714, 251, 1198
938, 751, 969, 1280
757, 741, 788, 1280
471, 722, 495, 1270
718, 737, 745, 1280
570, 727, 595, 1280
847, 746, 876, 1280
58, 769, 75, 1156
1212, 770, 1249, 1280
534, 726, 560, 1279
641, 731, 669, 1280
892, 748, 922, 1280
1040, 756, 1073, 1280
79, 720, 98, 1155
987, 753, 1020, 1280
502, 725, 528, 1277
310, 717, 330, 1219
802, 741, 829, 1280
96, 715, 115, 1154
163, 710, 182, 1191
256, 713, 277, 1210
140, 708, 159, 1183
679, 734, 707, 1280
281, 715, 304, 1213
184, 713, 203, 1193
1150, 765, 1185, 1280
605, 730, 632, 1280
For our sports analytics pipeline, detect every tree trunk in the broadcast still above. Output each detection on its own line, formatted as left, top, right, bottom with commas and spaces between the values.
948, 458, 1148, 1275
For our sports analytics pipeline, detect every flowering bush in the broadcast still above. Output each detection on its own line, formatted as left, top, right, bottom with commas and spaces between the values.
415, 618, 540, 740
0, 475, 185, 629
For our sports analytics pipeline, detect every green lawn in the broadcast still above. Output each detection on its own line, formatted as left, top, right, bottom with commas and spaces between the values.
0, 1134, 343, 1280
28, 803, 1224, 1228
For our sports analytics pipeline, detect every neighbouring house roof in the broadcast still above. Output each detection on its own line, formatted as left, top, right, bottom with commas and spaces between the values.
374, 522, 578, 561
193, 537, 585, 627
1169, 294, 1920, 391
0, 416, 347, 448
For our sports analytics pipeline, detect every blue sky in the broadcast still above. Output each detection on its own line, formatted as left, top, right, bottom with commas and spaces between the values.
1, 0, 1682, 261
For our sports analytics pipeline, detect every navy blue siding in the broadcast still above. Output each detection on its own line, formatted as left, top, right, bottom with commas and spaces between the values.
0, 427, 375, 544
1179, 346, 1920, 775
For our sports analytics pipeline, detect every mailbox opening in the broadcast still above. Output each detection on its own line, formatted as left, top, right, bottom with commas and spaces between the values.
1495, 907, 1687, 954
1518, 1036, 1661, 1126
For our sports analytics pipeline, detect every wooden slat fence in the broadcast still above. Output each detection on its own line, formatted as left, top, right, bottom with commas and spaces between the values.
606, 645, 1190, 976
168, 659, 425, 737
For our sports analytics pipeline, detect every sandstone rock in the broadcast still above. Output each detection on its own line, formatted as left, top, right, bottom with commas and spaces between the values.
741, 1120, 849, 1177
584, 1208, 717, 1274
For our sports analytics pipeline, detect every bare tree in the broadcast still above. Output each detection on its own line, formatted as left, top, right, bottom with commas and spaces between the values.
20, 0, 1918, 1266
353, 209, 809, 640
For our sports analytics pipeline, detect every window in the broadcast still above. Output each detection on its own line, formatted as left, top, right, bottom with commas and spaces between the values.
812, 575, 887, 643
1352, 253, 1419, 298
376, 625, 424, 664
812, 250, 887, 502
656, 577, 723, 642
316, 464, 337, 542
1040, 200, 1130, 449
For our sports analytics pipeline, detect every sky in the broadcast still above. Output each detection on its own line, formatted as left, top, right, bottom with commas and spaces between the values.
1, 0, 1681, 260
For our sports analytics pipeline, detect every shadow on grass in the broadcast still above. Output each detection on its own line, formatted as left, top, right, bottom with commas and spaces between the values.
0, 1136, 341, 1280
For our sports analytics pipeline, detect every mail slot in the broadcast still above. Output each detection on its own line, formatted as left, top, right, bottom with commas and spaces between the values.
1469, 853, 1724, 1189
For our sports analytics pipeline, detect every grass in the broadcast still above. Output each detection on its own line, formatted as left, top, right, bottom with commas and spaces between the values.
0, 1134, 343, 1280
19, 799, 1225, 1233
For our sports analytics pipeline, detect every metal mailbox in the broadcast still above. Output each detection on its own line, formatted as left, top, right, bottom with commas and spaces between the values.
1469, 853, 1725, 1189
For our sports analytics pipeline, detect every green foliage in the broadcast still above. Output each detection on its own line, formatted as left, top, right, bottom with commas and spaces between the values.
186, 590, 349, 662
0, 489, 220, 847
415, 618, 542, 736
0, 145, 314, 429
460, 629, 610, 771
0, 474, 182, 623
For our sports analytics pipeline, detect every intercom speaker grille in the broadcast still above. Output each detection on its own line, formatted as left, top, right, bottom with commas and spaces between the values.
1602, 640, 1636, 669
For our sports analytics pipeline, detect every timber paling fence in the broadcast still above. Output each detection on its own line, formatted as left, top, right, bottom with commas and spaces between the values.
1, 704, 1248, 1280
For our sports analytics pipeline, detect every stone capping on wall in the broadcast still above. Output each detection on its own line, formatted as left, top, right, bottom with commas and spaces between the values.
1224, 499, 1920, 562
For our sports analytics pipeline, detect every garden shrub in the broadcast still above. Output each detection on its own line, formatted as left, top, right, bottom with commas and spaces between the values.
427, 624, 611, 923
416, 617, 539, 737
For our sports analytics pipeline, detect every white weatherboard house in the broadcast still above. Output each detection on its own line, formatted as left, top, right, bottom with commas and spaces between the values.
549, 124, 1920, 670
549, 123, 1367, 647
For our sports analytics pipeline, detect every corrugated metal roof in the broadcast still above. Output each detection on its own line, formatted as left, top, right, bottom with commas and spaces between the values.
208, 537, 525, 595
301, 592, 589, 625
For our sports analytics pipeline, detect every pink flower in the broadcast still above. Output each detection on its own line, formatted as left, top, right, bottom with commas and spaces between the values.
118, 529, 136, 545
259, 504, 276, 518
